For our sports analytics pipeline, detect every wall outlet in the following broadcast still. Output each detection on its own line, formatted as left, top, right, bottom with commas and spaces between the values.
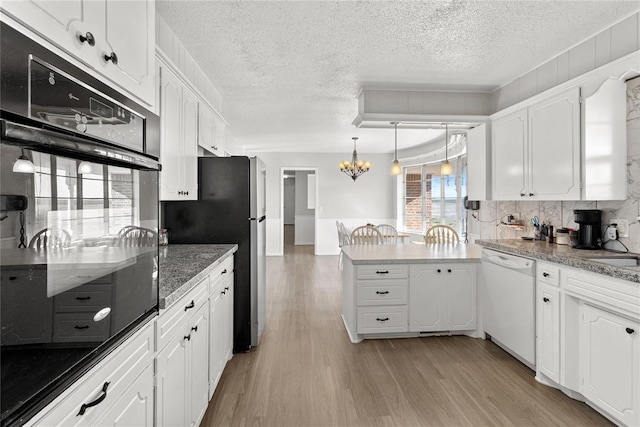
611, 218, 629, 238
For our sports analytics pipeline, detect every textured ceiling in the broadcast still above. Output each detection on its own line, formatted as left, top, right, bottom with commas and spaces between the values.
156, 1, 640, 154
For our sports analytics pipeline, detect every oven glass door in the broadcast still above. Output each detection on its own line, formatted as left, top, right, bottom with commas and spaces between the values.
0, 138, 159, 425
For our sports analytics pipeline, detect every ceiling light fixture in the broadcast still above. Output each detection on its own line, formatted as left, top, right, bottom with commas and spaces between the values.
78, 161, 93, 174
440, 123, 453, 176
12, 149, 36, 173
339, 137, 370, 182
390, 122, 402, 176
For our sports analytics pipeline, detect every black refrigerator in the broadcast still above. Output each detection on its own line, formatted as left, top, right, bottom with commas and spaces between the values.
162, 156, 266, 352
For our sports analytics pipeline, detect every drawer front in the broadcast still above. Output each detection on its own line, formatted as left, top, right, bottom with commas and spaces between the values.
53, 312, 110, 342
157, 276, 209, 350
210, 256, 234, 295
54, 285, 112, 313
357, 306, 408, 334
357, 280, 408, 306
356, 264, 408, 280
29, 322, 154, 427
537, 263, 560, 287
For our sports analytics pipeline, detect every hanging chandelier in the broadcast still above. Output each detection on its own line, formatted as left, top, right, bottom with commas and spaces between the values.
339, 137, 371, 181
390, 122, 402, 175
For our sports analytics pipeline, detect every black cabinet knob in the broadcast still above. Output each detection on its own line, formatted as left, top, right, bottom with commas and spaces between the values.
103, 51, 118, 65
184, 334, 191, 341
8, 276, 17, 281
543, 272, 550, 277
221, 269, 227, 274
184, 300, 195, 311
626, 328, 635, 335
447, 269, 452, 273
529, 193, 534, 197
543, 297, 549, 303
191, 326, 198, 332
78, 31, 95, 46
520, 193, 525, 197
376, 317, 389, 322
437, 269, 441, 273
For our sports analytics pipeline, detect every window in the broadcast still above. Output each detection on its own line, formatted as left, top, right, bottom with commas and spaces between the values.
399, 157, 467, 235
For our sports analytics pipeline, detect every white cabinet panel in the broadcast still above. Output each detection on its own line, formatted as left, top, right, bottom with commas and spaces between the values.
538, 284, 560, 383
156, 331, 188, 426
491, 109, 527, 200
580, 304, 640, 427
357, 306, 408, 334
466, 123, 490, 201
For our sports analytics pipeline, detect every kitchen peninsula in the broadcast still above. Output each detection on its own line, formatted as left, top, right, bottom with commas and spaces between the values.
341, 243, 482, 343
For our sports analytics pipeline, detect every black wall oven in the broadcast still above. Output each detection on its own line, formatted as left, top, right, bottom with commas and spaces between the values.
0, 22, 160, 425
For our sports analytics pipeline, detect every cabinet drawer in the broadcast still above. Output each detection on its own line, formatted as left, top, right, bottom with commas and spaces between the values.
209, 256, 234, 295
537, 263, 560, 287
157, 276, 209, 350
54, 284, 112, 312
52, 312, 111, 342
28, 322, 154, 426
357, 306, 408, 334
356, 265, 408, 280
357, 280, 408, 306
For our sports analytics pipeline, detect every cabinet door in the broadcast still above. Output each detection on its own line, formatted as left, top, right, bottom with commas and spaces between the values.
156, 332, 188, 427
212, 115, 226, 156
443, 265, 476, 330
224, 279, 234, 361
198, 104, 216, 152
100, 0, 155, 106
93, 363, 154, 426
159, 65, 185, 201
581, 304, 640, 426
189, 304, 210, 427
491, 109, 527, 200
208, 287, 226, 399
538, 284, 560, 383
409, 266, 442, 332
466, 123, 490, 201
528, 87, 581, 200
181, 86, 199, 199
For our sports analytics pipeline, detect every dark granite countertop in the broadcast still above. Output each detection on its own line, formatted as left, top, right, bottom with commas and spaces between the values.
476, 239, 640, 284
158, 244, 238, 309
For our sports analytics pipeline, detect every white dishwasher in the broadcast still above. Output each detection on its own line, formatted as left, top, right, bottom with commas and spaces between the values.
481, 248, 536, 369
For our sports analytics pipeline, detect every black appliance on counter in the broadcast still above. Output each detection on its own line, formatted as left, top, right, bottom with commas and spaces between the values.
574, 209, 602, 249
1, 22, 160, 426
162, 156, 266, 353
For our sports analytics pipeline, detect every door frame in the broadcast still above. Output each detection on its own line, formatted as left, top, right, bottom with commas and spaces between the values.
280, 167, 319, 255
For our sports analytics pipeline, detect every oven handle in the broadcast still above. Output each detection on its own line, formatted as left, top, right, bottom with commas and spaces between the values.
1, 117, 160, 171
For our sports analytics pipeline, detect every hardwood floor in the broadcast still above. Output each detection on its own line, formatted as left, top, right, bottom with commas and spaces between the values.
201, 226, 610, 426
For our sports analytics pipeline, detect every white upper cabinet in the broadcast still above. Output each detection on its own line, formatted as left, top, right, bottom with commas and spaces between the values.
466, 123, 491, 201
491, 87, 581, 200
198, 104, 227, 156
1, 0, 156, 108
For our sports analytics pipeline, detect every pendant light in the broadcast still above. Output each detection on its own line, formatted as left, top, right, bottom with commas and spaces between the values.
390, 122, 402, 176
440, 124, 453, 176
339, 137, 371, 181
13, 149, 36, 173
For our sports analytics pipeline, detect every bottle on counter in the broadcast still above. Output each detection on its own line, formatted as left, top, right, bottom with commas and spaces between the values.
159, 228, 169, 246
548, 225, 554, 244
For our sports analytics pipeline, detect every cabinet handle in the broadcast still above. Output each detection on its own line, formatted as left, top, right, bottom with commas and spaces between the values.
77, 31, 95, 46
627, 328, 635, 335
75, 296, 91, 301
375, 270, 389, 274
221, 290, 227, 295
74, 325, 90, 330
224, 286, 230, 291
543, 272, 550, 278
543, 297, 549, 303
77, 382, 110, 416
520, 193, 525, 197
184, 300, 195, 311
447, 269, 452, 273
221, 269, 227, 274
191, 326, 198, 333
103, 51, 118, 65
8, 276, 17, 281
375, 291, 389, 295
529, 193, 534, 197
184, 334, 191, 341
213, 146, 218, 150
437, 269, 441, 273
376, 317, 389, 322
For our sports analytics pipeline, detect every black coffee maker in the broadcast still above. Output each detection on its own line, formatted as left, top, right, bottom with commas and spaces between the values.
573, 209, 602, 249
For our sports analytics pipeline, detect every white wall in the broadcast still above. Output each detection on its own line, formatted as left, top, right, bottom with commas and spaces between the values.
283, 177, 295, 224
294, 171, 315, 245
249, 152, 396, 256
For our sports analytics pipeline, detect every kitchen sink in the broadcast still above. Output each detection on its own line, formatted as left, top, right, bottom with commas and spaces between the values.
579, 255, 640, 267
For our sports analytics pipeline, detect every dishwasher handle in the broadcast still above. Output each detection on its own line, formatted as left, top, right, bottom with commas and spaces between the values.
482, 251, 534, 270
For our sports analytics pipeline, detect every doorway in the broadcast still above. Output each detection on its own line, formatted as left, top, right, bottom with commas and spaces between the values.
280, 168, 318, 255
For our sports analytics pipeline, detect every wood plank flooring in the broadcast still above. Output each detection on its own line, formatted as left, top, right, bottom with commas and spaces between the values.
201, 226, 610, 426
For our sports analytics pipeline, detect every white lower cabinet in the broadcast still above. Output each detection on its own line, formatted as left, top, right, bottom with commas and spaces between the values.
156, 299, 209, 427
26, 322, 155, 426
537, 283, 560, 383
208, 257, 234, 398
580, 303, 640, 426
409, 264, 477, 332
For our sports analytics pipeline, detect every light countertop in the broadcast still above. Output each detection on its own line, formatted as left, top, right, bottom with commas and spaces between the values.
341, 243, 482, 264
158, 244, 237, 309
476, 239, 640, 284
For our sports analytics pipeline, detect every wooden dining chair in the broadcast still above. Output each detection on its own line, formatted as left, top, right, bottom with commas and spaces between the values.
375, 224, 398, 244
350, 225, 383, 245
29, 228, 72, 249
118, 226, 157, 247
424, 225, 460, 244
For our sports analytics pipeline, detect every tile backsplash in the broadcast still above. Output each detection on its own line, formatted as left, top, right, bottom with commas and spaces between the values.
469, 75, 640, 252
